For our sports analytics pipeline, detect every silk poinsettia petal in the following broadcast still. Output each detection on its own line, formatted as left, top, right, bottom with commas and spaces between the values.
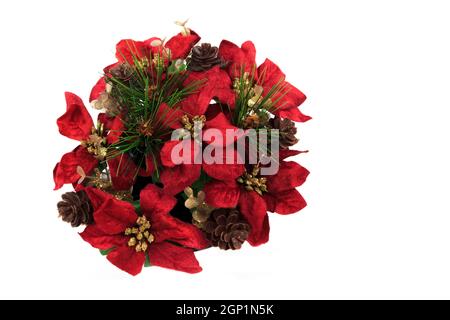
142, 37, 163, 54
161, 139, 201, 167
107, 245, 146, 276
203, 181, 240, 208
165, 30, 200, 60
116, 39, 147, 64
53, 146, 98, 190
257, 58, 286, 87
272, 189, 307, 214
238, 191, 270, 246
202, 149, 245, 181
84, 187, 114, 211
140, 184, 209, 249
108, 154, 138, 190
160, 164, 201, 196
204, 112, 244, 146
148, 242, 202, 274
140, 184, 177, 218
79, 225, 125, 250
219, 40, 257, 78
97, 113, 124, 144
89, 77, 106, 102
93, 197, 137, 235
180, 67, 234, 116
57, 92, 94, 141
266, 161, 309, 193
275, 106, 311, 122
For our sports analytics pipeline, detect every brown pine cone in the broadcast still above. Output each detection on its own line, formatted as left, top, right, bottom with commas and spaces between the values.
270, 116, 299, 149
204, 208, 250, 250
57, 191, 93, 227
187, 43, 222, 72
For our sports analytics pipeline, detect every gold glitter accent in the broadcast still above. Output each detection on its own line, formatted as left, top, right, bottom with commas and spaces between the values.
125, 215, 155, 253
81, 122, 108, 160
138, 120, 154, 137
237, 165, 268, 196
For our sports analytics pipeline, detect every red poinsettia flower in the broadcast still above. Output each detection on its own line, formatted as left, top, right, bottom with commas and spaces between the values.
203, 150, 309, 246
159, 108, 245, 195
80, 184, 209, 275
53, 93, 100, 190
218, 40, 310, 122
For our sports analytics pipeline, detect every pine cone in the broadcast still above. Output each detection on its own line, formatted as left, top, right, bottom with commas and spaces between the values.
204, 208, 250, 250
270, 117, 299, 149
57, 191, 93, 227
187, 43, 222, 72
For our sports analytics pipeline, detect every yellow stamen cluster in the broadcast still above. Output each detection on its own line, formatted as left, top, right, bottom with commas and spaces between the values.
125, 216, 155, 253
181, 115, 206, 134
233, 73, 272, 111
81, 123, 107, 160
237, 165, 268, 196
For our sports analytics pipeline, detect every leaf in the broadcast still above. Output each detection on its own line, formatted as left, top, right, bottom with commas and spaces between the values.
99, 248, 114, 256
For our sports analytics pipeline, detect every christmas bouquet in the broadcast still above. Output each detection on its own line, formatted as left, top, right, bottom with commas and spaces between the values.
54, 22, 310, 275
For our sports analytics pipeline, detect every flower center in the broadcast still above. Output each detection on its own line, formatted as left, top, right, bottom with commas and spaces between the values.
138, 121, 154, 137
81, 123, 107, 160
124, 216, 155, 252
181, 115, 206, 134
237, 165, 268, 196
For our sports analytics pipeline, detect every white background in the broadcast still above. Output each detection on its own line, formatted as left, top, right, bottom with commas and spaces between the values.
1, 0, 449, 299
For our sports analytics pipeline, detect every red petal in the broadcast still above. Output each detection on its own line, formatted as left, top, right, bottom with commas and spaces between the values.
180, 67, 234, 116
275, 106, 311, 122
84, 187, 114, 211
160, 139, 201, 167
148, 242, 202, 274
140, 184, 209, 249
203, 112, 244, 146
271, 189, 307, 214
89, 77, 106, 102
79, 225, 125, 250
107, 245, 146, 276
239, 191, 270, 246
160, 164, 201, 196
219, 40, 257, 78
115, 39, 147, 64
98, 114, 124, 144
165, 30, 200, 60
266, 161, 309, 193
57, 92, 94, 141
91, 196, 137, 235
202, 149, 245, 181
108, 154, 138, 190
203, 180, 240, 208
53, 146, 98, 190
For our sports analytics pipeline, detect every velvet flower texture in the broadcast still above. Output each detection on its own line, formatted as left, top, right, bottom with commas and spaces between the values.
53, 23, 310, 275
80, 184, 208, 275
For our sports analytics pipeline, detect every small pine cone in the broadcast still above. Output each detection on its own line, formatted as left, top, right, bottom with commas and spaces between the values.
204, 208, 250, 250
270, 116, 299, 149
187, 43, 222, 72
57, 191, 93, 227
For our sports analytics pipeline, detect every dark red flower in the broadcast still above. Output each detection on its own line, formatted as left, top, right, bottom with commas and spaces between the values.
53, 93, 99, 190
80, 184, 209, 275
203, 151, 309, 246
218, 40, 310, 122
159, 110, 244, 195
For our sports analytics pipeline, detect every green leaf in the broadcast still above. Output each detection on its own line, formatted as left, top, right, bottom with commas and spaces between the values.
144, 253, 151, 267
99, 248, 114, 256
132, 200, 141, 214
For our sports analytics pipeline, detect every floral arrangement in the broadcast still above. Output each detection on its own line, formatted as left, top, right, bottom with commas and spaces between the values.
53, 22, 310, 275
